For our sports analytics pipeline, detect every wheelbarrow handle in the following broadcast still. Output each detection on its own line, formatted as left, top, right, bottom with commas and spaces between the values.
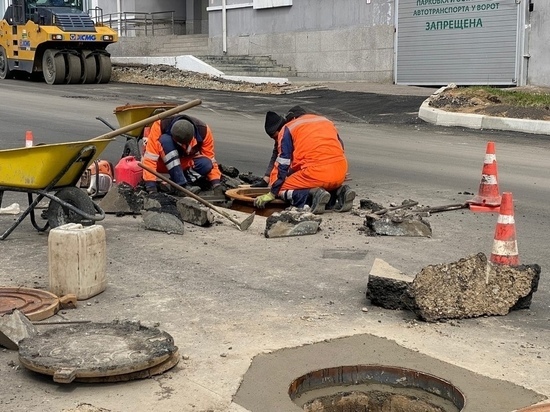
90, 100, 202, 141
95, 116, 117, 131
96, 116, 134, 141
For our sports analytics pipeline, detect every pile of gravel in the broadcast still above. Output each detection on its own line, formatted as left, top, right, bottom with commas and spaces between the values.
111, 63, 305, 95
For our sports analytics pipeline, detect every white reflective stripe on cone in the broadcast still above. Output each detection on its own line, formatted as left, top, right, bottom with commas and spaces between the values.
497, 215, 515, 224
491, 239, 519, 255
480, 174, 498, 184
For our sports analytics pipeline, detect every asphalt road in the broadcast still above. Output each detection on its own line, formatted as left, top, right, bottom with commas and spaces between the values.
1, 79, 549, 411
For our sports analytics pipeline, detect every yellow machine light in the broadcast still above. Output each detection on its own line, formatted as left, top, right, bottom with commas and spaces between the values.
51, 34, 63, 40
102, 35, 113, 41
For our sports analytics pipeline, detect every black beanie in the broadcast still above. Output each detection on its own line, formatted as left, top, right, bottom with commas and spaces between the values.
264, 111, 286, 136
285, 105, 307, 121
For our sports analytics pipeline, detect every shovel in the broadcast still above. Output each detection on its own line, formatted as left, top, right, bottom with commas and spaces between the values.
90, 99, 202, 141
138, 162, 256, 232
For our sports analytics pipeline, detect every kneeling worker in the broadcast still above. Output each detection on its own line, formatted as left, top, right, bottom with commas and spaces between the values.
254, 106, 355, 213
142, 114, 222, 195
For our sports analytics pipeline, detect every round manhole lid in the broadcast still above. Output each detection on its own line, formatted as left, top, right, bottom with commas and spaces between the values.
0, 287, 59, 321
77, 349, 181, 383
18, 321, 178, 383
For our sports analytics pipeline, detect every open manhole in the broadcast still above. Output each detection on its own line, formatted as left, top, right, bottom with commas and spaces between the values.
289, 365, 465, 412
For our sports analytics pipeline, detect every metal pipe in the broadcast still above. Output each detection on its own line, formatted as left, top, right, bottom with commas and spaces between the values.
222, 0, 227, 53
117, 0, 122, 36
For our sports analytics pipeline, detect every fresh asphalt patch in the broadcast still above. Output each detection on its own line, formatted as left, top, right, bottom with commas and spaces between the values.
186, 88, 429, 125
69, 82, 429, 126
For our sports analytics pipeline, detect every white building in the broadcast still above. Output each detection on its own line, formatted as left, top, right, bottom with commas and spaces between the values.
4, 0, 549, 86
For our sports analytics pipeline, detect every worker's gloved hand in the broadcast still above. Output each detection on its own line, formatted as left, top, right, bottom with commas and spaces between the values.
251, 179, 269, 188
212, 184, 225, 197
254, 192, 276, 208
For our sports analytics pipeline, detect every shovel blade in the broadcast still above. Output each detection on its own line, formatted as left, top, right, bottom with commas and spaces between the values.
238, 212, 256, 231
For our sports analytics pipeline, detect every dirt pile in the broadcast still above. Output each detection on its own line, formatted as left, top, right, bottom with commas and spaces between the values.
111, 63, 312, 95
429, 86, 550, 120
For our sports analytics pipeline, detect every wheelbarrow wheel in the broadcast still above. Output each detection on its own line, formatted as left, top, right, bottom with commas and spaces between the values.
47, 187, 95, 229
122, 138, 141, 160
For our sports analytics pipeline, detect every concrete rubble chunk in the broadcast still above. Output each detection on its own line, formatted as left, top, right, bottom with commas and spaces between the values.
219, 164, 240, 178
264, 209, 322, 238
359, 199, 384, 212
365, 214, 432, 237
366, 258, 415, 310
176, 198, 215, 227
143, 192, 179, 214
142, 211, 184, 235
99, 183, 143, 215
411, 253, 541, 322
221, 176, 242, 189
0, 309, 37, 350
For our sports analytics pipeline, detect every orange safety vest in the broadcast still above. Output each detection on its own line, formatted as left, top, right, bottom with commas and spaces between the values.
142, 115, 221, 184
270, 114, 347, 194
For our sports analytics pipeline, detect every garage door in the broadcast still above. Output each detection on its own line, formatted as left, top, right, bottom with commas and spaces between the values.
395, 0, 522, 85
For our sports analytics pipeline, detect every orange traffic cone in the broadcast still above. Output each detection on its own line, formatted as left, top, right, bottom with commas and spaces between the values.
490, 192, 519, 266
25, 130, 34, 148
468, 141, 501, 213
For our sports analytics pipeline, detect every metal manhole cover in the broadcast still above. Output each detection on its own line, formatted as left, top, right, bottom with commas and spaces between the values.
78, 349, 181, 383
0, 287, 59, 321
18, 321, 179, 383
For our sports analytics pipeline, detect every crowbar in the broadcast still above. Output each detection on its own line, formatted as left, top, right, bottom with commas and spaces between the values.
138, 162, 255, 231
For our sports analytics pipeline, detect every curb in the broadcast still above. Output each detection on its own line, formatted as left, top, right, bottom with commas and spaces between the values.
418, 93, 550, 136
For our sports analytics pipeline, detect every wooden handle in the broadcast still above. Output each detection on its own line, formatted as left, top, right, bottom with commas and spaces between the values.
137, 162, 243, 227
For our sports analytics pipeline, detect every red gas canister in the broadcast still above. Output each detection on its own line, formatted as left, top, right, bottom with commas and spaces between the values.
115, 156, 143, 187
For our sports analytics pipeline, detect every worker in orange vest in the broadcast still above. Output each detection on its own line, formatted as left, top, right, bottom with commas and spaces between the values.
254, 106, 355, 213
142, 115, 222, 195
250, 110, 286, 188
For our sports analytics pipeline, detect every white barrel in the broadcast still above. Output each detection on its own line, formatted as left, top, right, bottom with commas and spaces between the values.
48, 223, 107, 300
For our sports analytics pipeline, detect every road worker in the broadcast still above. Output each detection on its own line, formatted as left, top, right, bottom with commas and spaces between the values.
142, 114, 222, 195
254, 106, 356, 213
250, 111, 287, 188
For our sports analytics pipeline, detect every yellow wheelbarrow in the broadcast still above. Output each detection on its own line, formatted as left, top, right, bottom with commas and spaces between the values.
0, 100, 202, 240
96, 103, 177, 160
0, 140, 112, 240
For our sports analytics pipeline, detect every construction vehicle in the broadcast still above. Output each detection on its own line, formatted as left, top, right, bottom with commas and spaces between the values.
0, 0, 118, 84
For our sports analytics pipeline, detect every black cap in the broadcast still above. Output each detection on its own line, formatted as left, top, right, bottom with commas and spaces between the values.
285, 105, 307, 121
171, 120, 194, 145
264, 111, 286, 136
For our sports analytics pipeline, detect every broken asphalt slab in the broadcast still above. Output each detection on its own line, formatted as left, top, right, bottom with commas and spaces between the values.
366, 255, 540, 321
